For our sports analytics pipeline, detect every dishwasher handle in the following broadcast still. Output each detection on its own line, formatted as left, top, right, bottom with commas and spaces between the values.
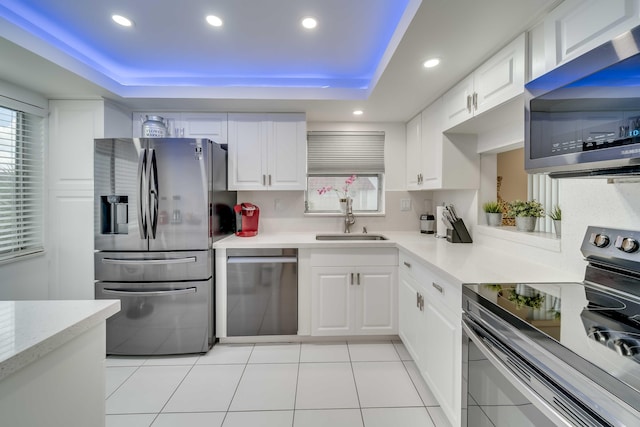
227, 256, 297, 264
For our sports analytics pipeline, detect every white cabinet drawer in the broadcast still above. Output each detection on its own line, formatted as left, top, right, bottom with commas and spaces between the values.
311, 248, 397, 267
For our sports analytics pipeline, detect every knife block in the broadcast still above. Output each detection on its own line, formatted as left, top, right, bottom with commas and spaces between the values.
446, 219, 473, 243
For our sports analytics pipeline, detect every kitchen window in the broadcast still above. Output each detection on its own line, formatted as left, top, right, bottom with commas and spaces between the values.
305, 131, 385, 214
0, 105, 44, 262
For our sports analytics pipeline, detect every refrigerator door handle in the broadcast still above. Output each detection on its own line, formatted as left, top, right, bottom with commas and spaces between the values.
102, 287, 197, 297
148, 148, 158, 239
101, 256, 197, 265
137, 148, 148, 239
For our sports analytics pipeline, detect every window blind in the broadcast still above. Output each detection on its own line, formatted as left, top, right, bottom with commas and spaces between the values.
528, 173, 559, 233
307, 131, 385, 174
0, 106, 44, 261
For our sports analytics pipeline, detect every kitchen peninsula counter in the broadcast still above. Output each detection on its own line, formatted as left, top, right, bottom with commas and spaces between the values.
0, 300, 120, 427
214, 231, 580, 284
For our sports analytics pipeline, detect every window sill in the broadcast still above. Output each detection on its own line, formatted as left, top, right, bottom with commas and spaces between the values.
304, 211, 385, 218
475, 225, 561, 253
0, 249, 46, 266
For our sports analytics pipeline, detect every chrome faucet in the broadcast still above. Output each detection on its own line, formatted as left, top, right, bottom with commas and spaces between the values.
344, 197, 356, 233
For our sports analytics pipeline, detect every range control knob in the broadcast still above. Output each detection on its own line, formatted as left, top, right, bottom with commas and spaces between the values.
590, 233, 610, 248
613, 339, 638, 357
614, 236, 639, 253
588, 326, 609, 343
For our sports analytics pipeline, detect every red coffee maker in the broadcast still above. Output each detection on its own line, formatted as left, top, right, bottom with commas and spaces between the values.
234, 203, 260, 237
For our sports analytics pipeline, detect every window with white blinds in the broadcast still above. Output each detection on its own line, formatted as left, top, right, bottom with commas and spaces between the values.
306, 131, 385, 214
0, 105, 44, 261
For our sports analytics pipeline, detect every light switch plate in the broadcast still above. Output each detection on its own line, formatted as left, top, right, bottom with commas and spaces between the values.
400, 199, 411, 211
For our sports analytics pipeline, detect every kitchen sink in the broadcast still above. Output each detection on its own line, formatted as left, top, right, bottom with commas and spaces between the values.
315, 233, 388, 241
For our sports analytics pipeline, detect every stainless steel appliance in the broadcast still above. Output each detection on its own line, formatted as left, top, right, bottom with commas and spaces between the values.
462, 226, 640, 426
226, 248, 298, 336
525, 24, 640, 178
94, 138, 236, 355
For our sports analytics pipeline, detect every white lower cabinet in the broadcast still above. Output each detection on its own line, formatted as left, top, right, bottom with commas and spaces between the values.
310, 249, 397, 336
398, 250, 462, 427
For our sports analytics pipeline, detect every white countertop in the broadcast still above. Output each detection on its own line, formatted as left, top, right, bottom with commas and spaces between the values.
0, 300, 120, 381
214, 231, 582, 284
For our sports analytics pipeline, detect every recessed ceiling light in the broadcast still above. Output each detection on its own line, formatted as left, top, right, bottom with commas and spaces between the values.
206, 15, 223, 27
112, 14, 133, 27
423, 58, 440, 68
353, 110, 364, 116
302, 17, 317, 29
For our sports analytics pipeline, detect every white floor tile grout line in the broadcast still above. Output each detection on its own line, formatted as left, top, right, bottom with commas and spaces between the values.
345, 340, 367, 427
290, 343, 303, 427
220, 343, 255, 426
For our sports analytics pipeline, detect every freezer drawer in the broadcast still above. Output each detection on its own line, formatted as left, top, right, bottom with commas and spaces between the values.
96, 279, 212, 355
95, 250, 211, 282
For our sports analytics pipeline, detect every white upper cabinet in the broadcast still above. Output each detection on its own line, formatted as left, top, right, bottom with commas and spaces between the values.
405, 114, 422, 189
405, 98, 479, 190
442, 34, 526, 131
543, 0, 640, 71
228, 113, 307, 191
132, 112, 228, 143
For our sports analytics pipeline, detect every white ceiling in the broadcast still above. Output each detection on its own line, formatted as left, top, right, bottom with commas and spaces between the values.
0, 0, 559, 122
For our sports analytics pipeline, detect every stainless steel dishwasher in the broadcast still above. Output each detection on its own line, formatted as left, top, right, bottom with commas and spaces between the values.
226, 248, 297, 336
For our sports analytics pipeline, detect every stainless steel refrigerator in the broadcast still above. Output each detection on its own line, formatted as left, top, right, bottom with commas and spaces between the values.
94, 138, 235, 355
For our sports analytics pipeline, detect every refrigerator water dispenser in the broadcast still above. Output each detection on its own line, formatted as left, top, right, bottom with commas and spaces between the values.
101, 195, 128, 234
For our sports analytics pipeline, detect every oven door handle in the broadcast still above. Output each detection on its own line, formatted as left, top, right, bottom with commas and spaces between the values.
463, 318, 600, 427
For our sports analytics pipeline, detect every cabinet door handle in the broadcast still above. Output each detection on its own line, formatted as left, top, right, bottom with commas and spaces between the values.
403, 261, 411, 268
262, 175, 266, 186
420, 295, 424, 311
466, 94, 472, 113
472, 92, 478, 110
350, 273, 354, 285
268, 174, 272, 186
416, 292, 420, 308
432, 282, 443, 294
357, 273, 360, 285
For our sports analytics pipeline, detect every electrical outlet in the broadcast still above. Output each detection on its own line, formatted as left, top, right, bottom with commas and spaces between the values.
400, 199, 411, 211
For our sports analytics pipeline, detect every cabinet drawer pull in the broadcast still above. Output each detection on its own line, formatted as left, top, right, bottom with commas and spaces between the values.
357, 272, 360, 285
416, 292, 420, 308
350, 273, 354, 285
268, 174, 272, 186
432, 282, 443, 294
403, 261, 411, 268
262, 175, 266, 186
420, 294, 424, 311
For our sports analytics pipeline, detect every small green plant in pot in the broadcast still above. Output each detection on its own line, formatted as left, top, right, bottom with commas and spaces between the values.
507, 200, 544, 232
548, 205, 561, 238
482, 201, 503, 226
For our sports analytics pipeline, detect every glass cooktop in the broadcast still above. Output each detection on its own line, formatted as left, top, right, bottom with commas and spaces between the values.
463, 281, 640, 399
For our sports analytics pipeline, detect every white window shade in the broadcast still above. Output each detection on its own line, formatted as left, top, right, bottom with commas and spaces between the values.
0, 106, 44, 261
307, 131, 385, 174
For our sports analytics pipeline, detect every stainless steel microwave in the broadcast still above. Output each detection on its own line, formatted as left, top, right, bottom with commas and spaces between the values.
525, 25, 640, 178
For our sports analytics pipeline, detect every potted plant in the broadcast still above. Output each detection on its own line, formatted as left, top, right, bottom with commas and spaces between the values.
548, 205, 561, 238
507, 200, 544, 232
482, 201, 503, 226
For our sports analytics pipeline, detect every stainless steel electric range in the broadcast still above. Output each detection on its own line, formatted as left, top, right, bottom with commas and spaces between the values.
462, 226, 640, 427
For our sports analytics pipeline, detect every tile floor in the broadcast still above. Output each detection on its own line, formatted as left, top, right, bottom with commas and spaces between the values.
105, 340, 452, 427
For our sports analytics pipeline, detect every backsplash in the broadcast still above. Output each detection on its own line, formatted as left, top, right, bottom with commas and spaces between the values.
235, 190, 431, 233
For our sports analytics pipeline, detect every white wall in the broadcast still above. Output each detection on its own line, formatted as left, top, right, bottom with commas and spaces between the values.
0, 80, 50, 300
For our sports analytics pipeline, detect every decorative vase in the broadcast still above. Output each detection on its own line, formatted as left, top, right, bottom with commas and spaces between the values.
515, 216, 537, 232
486, 212, 502, 227
553, 220, 561, 238
339, 198, 348, 213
